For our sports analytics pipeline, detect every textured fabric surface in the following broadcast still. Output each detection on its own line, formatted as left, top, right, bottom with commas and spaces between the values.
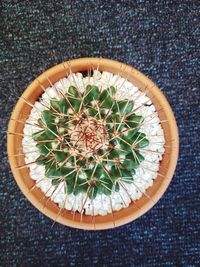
0, 0, 199, 266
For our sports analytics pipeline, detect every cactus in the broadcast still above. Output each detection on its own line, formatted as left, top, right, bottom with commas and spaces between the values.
32, 84, 149, 199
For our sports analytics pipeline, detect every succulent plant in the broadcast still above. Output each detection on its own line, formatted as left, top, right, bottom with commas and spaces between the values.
32, 84, 149, 199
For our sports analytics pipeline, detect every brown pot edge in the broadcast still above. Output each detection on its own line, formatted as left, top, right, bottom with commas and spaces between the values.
7, 57, 179, 230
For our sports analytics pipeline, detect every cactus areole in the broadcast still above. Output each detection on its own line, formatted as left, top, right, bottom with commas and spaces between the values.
32, 84, 149, 200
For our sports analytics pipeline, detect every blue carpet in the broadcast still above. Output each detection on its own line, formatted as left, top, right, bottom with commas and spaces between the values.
0, 0, 199, 266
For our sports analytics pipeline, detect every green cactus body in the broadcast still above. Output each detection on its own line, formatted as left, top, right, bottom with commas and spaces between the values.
32, 85, 149, 200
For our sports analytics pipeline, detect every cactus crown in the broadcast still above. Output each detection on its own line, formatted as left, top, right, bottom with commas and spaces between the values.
33, 84, 149, 199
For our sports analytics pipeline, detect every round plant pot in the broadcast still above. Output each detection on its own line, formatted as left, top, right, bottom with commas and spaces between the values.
7, 58, 179, 230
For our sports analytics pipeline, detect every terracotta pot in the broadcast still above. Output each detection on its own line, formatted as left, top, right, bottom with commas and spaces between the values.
7, 58, 179, 230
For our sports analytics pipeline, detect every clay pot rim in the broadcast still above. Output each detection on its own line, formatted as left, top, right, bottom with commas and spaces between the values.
7, 57, 179, 230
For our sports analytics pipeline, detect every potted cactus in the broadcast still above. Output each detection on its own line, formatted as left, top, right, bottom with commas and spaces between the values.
7, 58, 179, 229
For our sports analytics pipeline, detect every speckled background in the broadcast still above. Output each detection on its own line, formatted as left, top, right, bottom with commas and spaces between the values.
0, 0, 199, 266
